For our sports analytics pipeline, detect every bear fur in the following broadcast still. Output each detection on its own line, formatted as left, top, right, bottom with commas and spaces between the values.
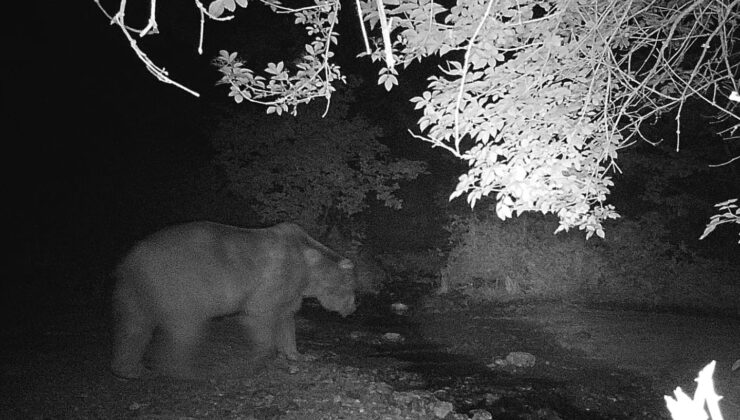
111, 221, 356, 379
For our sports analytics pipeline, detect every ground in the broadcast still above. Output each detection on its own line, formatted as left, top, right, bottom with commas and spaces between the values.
2, 280, 738, 419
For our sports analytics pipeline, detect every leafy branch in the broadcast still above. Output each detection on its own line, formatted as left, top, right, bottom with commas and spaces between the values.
97, 0, 739, 239
213, 0, 345, 116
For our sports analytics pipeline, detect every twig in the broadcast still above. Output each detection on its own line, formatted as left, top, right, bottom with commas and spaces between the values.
140, 0, 159, 36
354, 0, 371, 54
375, 0, 395, 68
454, 0, 497, 154
708, 155, 740, 167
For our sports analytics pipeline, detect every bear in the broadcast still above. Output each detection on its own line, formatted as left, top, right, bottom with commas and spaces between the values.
110, 221, 356, 379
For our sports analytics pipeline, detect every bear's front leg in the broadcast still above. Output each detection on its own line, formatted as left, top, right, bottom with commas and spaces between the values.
274, 312, 300, 361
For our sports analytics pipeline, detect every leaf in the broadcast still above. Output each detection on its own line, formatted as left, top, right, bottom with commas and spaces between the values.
511, 166, 526, 182
496, 200, 512, 220
383, 74, 398, 91
208, 0, 225, 17
716, 198, 738, 207
265, 62, 285, 75
450, 189, 465, 200
223, 0, 236, 12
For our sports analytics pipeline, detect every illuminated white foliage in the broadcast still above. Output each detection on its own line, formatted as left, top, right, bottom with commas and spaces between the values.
97, 0, 739, 238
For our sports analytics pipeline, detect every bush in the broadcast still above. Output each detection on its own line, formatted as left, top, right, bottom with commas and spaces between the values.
440, 210, 740, 312
211, 79, 426, 235
597, 215, 740, 311
440, 212, 605, 300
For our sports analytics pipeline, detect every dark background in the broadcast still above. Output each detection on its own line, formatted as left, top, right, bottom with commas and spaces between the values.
6, 1, 738, 326
9, 1, 224, 322
6, 0, 441, 324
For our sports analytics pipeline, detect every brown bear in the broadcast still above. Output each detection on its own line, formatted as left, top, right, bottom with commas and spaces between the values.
111, 221, 356, 379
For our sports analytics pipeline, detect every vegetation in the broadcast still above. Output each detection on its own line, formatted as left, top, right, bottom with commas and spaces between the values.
95, 0, 739, 240
440, 210, 739, 312
211, 81, 426, 235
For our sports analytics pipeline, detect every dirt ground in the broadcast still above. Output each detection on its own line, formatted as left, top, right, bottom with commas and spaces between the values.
414, 295, 740, 419
2, 282, 738, 419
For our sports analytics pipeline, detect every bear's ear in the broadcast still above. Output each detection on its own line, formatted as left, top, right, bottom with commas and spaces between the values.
303, 248, 323, 266
339, 259, 354, 270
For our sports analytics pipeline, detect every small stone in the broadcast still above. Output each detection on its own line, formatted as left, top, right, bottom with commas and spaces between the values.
382, 332, 404, 343
391, 302, 409, 314
373, 382, 394, 395
392, 391, 415, 406
486, 358, 508, 369
302, 353, 318, 362
535, 407, 563, 420
505, 351, 536, 368
469, 408, 493, 420
433, 401, 454, 418
484, 393, 500, 404
433, 389, 449, 400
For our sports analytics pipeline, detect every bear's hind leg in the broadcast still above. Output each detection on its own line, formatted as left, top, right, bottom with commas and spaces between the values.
239, 313, 278, 362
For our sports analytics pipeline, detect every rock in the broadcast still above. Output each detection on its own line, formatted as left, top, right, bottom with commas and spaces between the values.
483, 393, 501, 404
505, 351, 536, 368
486, 358, 509, 369
372, 382, 394, 395
534, 407, 563, 419
469, 408, 493, 420
302, 353, 318, 362
487, 351, 536, 369
433, 389, 450, 400
382, 332, 404, 343
391, 302, 409, 315
433, 400, 454, 418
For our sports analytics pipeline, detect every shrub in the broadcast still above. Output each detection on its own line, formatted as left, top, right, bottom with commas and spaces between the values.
441, 210, 740, 312
211, 80, 426, 235
440, 211, 605, 300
